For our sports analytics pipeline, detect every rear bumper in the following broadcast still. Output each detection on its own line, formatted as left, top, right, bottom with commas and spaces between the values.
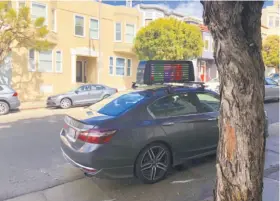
60, 129, 134, 179
9, 99, 20, 109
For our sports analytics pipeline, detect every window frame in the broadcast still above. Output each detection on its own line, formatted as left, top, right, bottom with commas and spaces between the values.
38, 50, 53, 73
275, 16, 279, 28
55, 50, 63, 73
109, 56, 114, 75
16, 0, 26, 12
31, 2, 48, 25
125, 23, 136, 43
74, 14, 85, 37
115, 57, 126, 76
89, 17, 99, 40
28, 49, 36, 72
51, 9, 57, 32
126, 58, 132, 76
268, 16, 274, 28
204, 37, 210, 51
114, 22, 122, 42
147, 92, 220, 119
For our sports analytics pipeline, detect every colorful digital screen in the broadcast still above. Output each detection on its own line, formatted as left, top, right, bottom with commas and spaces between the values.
138, 61, 194, 85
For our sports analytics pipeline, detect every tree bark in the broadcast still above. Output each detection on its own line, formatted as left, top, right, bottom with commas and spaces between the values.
201, 1, 266, 201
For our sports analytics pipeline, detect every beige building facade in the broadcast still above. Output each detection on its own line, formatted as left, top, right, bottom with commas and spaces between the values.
1, 0, 142, 101
261, 0, 280, 38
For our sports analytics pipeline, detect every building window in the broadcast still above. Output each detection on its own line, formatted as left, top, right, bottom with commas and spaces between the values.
204, 39, 209, 51
38, 50, 53, 72
109, 57, 113, 75
74, 15, 85, 37
17, 0, 25, 11
268, 16, 274, 27
55, 51, 62, 73
115, 22, 122, 41
28, 49, 36, 72
127, 59, 131, 76
90, 18, 99, 39
276, 17, 279, 28
51, 9, 57, 32
31, 2, 47, 25
125, 24, 135, 43
116, 58, 125, 76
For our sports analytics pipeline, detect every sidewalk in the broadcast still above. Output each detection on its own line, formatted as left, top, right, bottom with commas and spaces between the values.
19, 101, 46, 110
202, 122, 279, 201
4, 123, 279, 201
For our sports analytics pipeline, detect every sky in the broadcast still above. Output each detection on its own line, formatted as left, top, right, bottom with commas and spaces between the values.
102, 0, 274, 19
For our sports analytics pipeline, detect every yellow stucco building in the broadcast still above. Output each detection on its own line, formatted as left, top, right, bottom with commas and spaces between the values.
261, 0, 280, 38
1, 0, 142, 101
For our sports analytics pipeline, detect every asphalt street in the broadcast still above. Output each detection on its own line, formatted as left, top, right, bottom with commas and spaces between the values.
0, 102, 278, 201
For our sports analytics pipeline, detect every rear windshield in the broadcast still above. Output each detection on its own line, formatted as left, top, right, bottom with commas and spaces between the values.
89, 92, 147, 117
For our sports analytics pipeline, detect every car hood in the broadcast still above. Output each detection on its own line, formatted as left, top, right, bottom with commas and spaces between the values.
50, 91, 75, 98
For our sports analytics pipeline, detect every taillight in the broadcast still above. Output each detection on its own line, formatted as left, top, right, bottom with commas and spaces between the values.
13, 92, 18, 97
78, 129, 117, 144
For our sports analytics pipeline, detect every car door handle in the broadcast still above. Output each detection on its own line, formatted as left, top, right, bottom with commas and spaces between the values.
162, 122, 175, 126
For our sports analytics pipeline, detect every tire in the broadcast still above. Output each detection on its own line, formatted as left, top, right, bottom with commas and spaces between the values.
135, 143, 172, 184
60, 98, 72, 109
0, 101, 10, 115
102, 94, 110, 100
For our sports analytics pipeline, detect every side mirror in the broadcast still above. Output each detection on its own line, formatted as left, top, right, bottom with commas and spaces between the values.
75, 90, 79, 94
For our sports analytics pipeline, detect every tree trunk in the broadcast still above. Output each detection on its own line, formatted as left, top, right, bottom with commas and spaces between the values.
201, 1, 266, 201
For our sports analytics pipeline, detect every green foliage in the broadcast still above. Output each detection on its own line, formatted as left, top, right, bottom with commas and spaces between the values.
0, 1, 51, 62
134, 18, 203, 60
262, 35, 280, 69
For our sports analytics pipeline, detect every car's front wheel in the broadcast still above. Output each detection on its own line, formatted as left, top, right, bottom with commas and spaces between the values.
135, 143, 171, 184
60, 98, 72, 109
0, 101, 10, 115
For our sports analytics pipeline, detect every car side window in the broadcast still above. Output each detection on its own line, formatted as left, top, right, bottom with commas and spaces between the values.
95, 85, 105, 90
196, 92, 220, 112
148, 93, 198, 119
78, 85, 91, 92
90, 85, 97, 90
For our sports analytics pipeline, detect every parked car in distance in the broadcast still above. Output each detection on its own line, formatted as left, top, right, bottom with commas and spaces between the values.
204, 77, 219, 93
269, 73, 279, 83
0, 85, 20, 115
264, 77, 279, 101
60, 84, 269, 184
47, 84, 118, 109
205, 77, 279, 102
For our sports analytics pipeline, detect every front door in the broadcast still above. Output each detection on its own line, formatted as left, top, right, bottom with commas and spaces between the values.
148, 94, 207, 159
76, 61, 87, 83
74, 85, 92, 105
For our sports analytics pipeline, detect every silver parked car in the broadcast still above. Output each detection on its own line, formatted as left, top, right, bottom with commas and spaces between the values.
0, 85, 21, 115
205, 77, 279, 102
264, 77, 279, 101
47, 84, 118, 109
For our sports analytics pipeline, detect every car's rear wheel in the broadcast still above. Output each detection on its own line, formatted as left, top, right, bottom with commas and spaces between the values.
60, 98, 72, 109
135, 143, 171, 184
102, 94, 110, 100
0, 101, 10, 115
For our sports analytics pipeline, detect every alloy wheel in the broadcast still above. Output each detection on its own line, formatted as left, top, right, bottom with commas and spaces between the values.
0, 101, 9, 115
140, 146, 168, 181
61, 99, 71, 109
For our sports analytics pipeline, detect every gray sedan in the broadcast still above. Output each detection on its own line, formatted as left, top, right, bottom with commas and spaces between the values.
47, 84, 117, 109
0, 85, 21, 115
264, 78, 279, 102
